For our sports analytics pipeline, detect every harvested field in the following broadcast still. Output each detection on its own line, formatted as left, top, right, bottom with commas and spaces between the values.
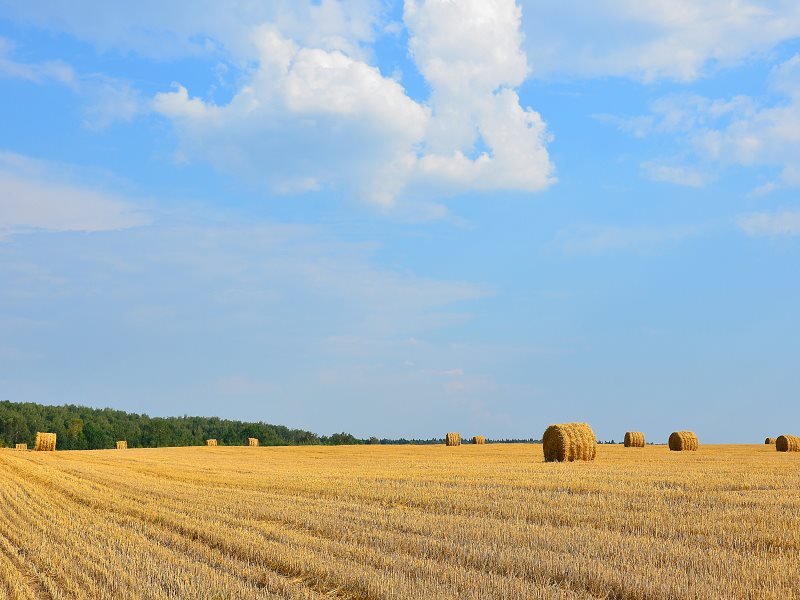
0, 444, 798, 599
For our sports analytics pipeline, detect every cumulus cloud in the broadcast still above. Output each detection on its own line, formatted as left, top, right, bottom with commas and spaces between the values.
151, 0, 554, 206
519, 0, 800, 82
0, 152, 148, 234
738, 210, 800, 236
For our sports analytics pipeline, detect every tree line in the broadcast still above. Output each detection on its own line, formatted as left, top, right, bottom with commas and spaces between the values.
0, 400, 358, 449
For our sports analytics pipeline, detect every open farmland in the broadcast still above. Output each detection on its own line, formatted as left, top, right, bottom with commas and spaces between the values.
1, 444, 799, 599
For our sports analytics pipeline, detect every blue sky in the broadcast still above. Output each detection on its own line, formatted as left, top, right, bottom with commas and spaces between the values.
1, 1, 799, 442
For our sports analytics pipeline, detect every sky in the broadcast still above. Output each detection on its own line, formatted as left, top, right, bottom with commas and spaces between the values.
1, 1, 799, 443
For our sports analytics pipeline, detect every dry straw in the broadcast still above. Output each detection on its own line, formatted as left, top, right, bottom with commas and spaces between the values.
445, 432, 461, 447
206, 439, 218, 447
668, 431, 698, 451
248, 438, 259, 447
116, 441, 128, 450
34, 432, 57, 452
765, 437, 776, 445
15, 443, 27, 451
472, 435, 486, 445
776, 435, 800, 452
542, 423, 597, 462
624, 431, 645, 447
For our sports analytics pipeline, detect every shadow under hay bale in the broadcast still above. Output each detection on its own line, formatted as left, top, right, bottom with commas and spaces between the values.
668, 431, 698, 451
542, 423, 596, 462
624, 431, 645, 447
776, 435, 800, 452
34, 432, 56, 452
445, 432, 461, 446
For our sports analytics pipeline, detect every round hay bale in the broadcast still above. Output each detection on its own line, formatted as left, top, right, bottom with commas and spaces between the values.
15, 443, 27, 451
668, 431, 698, 451
623, 431, 645, 447
445, 432, 461, 447
248, 438, 259, 447
206, 439, 218, 447
776, 435, 800, 452
542, 422, 596, 462
765, 437, 776, 445
116, 440, 127, 449
472, 435, 486, 445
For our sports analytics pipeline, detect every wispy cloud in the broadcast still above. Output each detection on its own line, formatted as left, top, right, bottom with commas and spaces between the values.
0, 152, 149, 235
641, 161, 711, 188
557, 223, 703, 255
738, 210, 800, 237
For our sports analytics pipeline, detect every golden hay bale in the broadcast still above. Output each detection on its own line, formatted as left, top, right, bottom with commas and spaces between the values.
445, 432, 461, 446
206, 439, 218, 447
116, 441, 128, 450
15, 444, 27, 451
34, 432, 56, 452
776, 435, 800, 452
765, 437, 776, 445
248, 438, 259, 447
668, 431, 699, 451
624, 431, 645, 447
472, 435, 486, 445
542, 423, 596, 462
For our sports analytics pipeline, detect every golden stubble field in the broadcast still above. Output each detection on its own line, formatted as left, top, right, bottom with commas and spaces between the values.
1, 444, 798, 599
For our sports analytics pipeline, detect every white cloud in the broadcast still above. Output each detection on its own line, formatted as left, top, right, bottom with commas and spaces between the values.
0, 1, 382, 63
608, 55, 800, 189
406, 0, 554, 195
641, 162, 710, 187
519, 0, 800, 82
0, 152, 148, 234
151, 1, 554, 207
0, 36, 75, 86
738, 210, 800, 236
0, 37, 146, 129
557, 223, 702, 254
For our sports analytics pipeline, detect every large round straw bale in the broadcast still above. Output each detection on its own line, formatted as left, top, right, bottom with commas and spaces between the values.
624, 431, 645, 447
116, 440, 127, 449
542, 423, 596, 462
34, 432, 57, 452
668, 431, 698, 451
248, 437, 259, 447
776, 435, 800, 452
472, 435, 486, 445
765, 437, 776, 445
445, 432, 461, 446
206, 439, 218, 447
15, 444, 27, 451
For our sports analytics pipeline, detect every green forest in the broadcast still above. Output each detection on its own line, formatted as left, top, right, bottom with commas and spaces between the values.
0, 400, 364, 449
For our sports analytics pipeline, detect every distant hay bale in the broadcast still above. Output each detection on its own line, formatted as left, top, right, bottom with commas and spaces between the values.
776, 435, 800, 452
542, 422, 596, 462
206, 439, 218, 447
15, 444, 27, 451
34, 432, 56, 452
472, 435, 486, 445
668, 431, 699, 451
624, 431, 645, 447
445, 432, 461, 446
116, 441, 127, 449
248, 438, 259, 447
765, 437, 776, 445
